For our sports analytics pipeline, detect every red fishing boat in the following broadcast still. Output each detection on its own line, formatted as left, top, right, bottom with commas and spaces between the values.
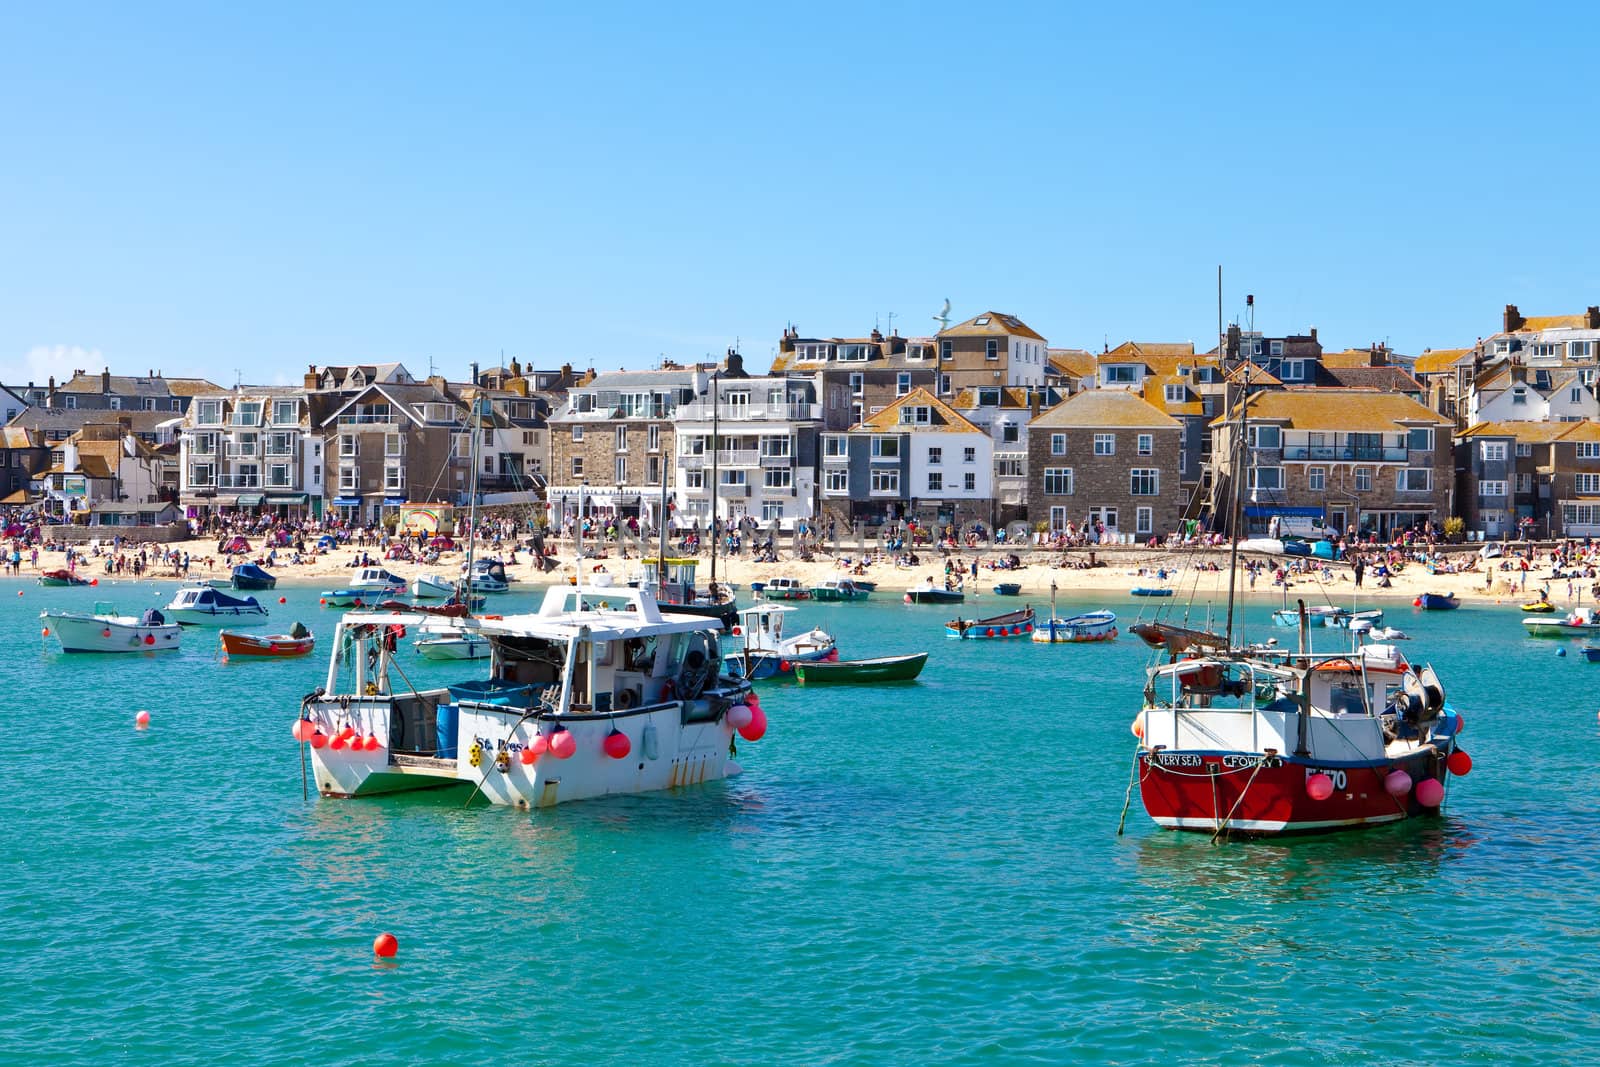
221, 624, 316, 658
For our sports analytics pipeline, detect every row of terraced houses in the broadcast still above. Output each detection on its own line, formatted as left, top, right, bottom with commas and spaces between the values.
6, 302, 1600, 540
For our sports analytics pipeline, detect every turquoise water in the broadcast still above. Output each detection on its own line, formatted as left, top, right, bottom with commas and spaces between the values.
4, 579, 1597, 1064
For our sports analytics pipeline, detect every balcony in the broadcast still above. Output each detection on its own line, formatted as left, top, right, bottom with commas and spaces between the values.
676, 401, 821, 422
759, 453, 794, 467
1282, 446, 1409, 462
215, 474, 262, 489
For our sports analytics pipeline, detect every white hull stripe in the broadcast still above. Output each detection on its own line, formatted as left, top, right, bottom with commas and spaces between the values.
1155, 813, 1407, 832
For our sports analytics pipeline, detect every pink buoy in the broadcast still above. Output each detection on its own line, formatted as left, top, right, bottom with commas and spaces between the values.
737, 704, 767, 742
134, 710, 151, 730
1384, 769, 1413, 797
549, 729, 576, 759
1305, 773, 1334, 801
528, 734, 549, 759
1416, 777, 1445, 807
292, 718, 314, 742
726, 704, 753, 730
603, 730, 631, 759
1447, 750, 1472, 776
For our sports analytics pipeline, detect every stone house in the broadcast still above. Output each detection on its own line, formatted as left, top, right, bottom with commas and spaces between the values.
1026, 390, 1184, 541
825, 388, 993, 528
1455, 419, 1600, 539
319, 380, 466, 525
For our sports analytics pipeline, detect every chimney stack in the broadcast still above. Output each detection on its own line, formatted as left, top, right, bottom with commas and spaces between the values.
304, 365, 320, 390
1029, 390, 1041, 419
1504, 304, 1525, 333
102, 368, 111, 394
470, 361, 480, 386
1587, 306, 1600, 330
1309, 326, 1318, 342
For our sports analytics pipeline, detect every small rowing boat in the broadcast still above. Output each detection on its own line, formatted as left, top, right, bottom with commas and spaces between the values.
794, 652, 928, 684
946, 606, 1035, 639
221, 624, 315, 658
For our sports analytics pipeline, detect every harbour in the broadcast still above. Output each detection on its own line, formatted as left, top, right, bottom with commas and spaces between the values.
7, 573, 1598, 1062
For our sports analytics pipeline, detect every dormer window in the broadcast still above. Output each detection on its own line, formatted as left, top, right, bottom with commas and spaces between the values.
978, 388, 1001, 406
898, 405, 932, 426
974, 316, 990, 326
1513, 387, 1528, 404
1164, 384, 1187, 403
1103, 365, 1138, 385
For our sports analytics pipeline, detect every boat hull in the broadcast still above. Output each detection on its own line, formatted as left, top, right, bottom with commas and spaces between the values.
795, 652, 927, 684
1136, 749, 1447, 836
947, 609, 1035, 639
169, 607, 270, 627
415, 635, 492, 660
1417, 594, 1458, 610
905, 589, 964, 604
220, 631, 315, 657
306, 697, 740, 807
1523, 620, 1600, 637
44, 613, 181, 653
1032, 612, 1117, 643
411, 575, 455, 599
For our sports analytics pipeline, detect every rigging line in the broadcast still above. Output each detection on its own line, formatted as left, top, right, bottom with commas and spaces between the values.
1210, 757, 1269, 844
1116, 745, 1141, 836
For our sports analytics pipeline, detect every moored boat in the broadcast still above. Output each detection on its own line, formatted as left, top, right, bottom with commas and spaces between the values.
414, 622, 492, 660
165, 586, 271, 626
1416, 592, 1459, 610
1032, 610, 1117, 643
1131, 586, 1175, 597
809, 576, 871, 601
298, 584, 762, 807
946, 606, 1035, 639
1581, 645, 1600, 662
221, 623, 314, 658
411, 573, 456, 599
795, 652, 927, 684
992, 582, 1022, 596
1523, 605, 1600, 638
904, 579, 964, 605
1134, 637, 1466, 836
41, 604, 180, 653
725, 602, 837, 679
38, 568, 91, 587
759, 577, 809, 601
230, 563, 277, 590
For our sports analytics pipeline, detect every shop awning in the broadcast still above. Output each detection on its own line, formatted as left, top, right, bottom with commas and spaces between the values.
236, 493, 265, 507
266, 493, 309, 504
383, 496, 408, 505
332, 497, 361, 507
1244, 505, 1324, 517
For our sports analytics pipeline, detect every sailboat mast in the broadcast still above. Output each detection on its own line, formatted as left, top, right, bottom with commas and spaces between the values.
1223, 273, 1246, 648
658, 449, 669, 599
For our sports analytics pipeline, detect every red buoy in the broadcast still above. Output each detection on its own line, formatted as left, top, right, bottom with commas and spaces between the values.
737, 704, 767, 742
1447, 750, 1472, 776
603, 730, 631, 759
279, 597, 287, 604
134, 710, 151, 730
549, 729, 576, 759
292, 718, 314, 742
373, 932, 398, 958
310, 731, 328, 749
144, 634, 155, 645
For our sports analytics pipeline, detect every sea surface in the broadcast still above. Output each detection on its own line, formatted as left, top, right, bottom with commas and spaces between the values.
3, 577, 1596, 1065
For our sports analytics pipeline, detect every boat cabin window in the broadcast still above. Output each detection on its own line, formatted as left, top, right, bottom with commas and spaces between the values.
1328, 680, 1368, 716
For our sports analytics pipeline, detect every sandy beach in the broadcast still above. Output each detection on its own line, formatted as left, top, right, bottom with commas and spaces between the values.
34, 535, 1583, 613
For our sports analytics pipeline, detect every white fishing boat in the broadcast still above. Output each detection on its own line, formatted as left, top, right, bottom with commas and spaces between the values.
321, 566, 406, 606
411, 573, 456, 600
464, 558, 512, 593
164, 585, 271, 626
1032, 581, 1117, 643
1523, 605, 1600, 637
299, 584, 763, 806
41, 603, 181, 653
414, 622, 492, 660
724, 602, 836, 679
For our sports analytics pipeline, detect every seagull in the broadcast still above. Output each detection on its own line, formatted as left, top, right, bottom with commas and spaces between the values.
933, 298, 951, 332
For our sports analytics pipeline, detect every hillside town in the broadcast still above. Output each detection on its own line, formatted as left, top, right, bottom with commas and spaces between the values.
5, 301, 1597, 547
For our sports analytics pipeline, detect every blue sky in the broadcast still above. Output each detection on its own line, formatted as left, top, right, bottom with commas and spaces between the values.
3, 2, 1598, 387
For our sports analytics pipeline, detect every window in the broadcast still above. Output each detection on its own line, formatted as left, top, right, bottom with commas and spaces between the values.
1580, 442, 1600, 460
188, 463, 215, 487
615, 426, 627, 452
761, 502, 783, 521
871, 469, 900, 494
232, 401, 261, 426
1513, 388, 1528, 405
1478, 480, 1508, 497
996, 455, 1024, 478
1269, 340, 1284, 356
648, 425, 660, 452
1397, 468, 1432, 492
985, 339, 999, 361
977, 388, 1002, 406
871, 436, 900, 459
339, 466, 359, 491
720, 469, 746, 486
192, 432, 217, 455
1164, 384, 1187, 403
267, 463, 290, 488
906, 344, 929, 361
1308, 467, 1326, 491
1565, 504, 1600, 526
1050, 433, 1067, 456
764, 468, 792, 489
1103, 365, 1137, 384
1518, 473, 1533, 493
1137, 434, 1153, 456
1248, 467, 1284, 491
847, 372, 864, 395
898, 405, 931, 426
572, 425, 584, 441
385, 433, 404, 457
761, 435, 791, 459
1407, 427, 1434, 452
385, 465, 405, 491
685, 470, 705, 489
927, 472, 943, 491
1247, 425, 1281, 449
1571, 341, 1595, 359
927, 447, 942, 465
339, 435, 358, 458
838, 345, 870, 362
964, 446, 976, 463
1043, 467, 1073, 495
1481, 442, 1508, 461
107, 396, 121, 410
1573, 388, 1584, 404
572, 456, 584, 478
1136, 506, 1153, 535
611, 456, 624, 482
938, 374, 951, 396
897, 372, 911, 396
824, 468, 848, 493
1281, 360, 1305, 381
940, 341, 952, 361
196, 400, 222, 425
1001, 423, 1019, 444
1094, 434, 1115, 456
1578, 473, 1600, 495
1354, 467, 1372, 492
272, 400, 298, 425
265, 432, 293, 456
1130, 469, 1159, 496
823, 435, 847, 459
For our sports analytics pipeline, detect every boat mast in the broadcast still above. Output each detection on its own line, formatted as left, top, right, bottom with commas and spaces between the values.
463, 395, 485, 604
1223, 272, 1247, 648
657, 450, 669, 600
709, 367, 719, 597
